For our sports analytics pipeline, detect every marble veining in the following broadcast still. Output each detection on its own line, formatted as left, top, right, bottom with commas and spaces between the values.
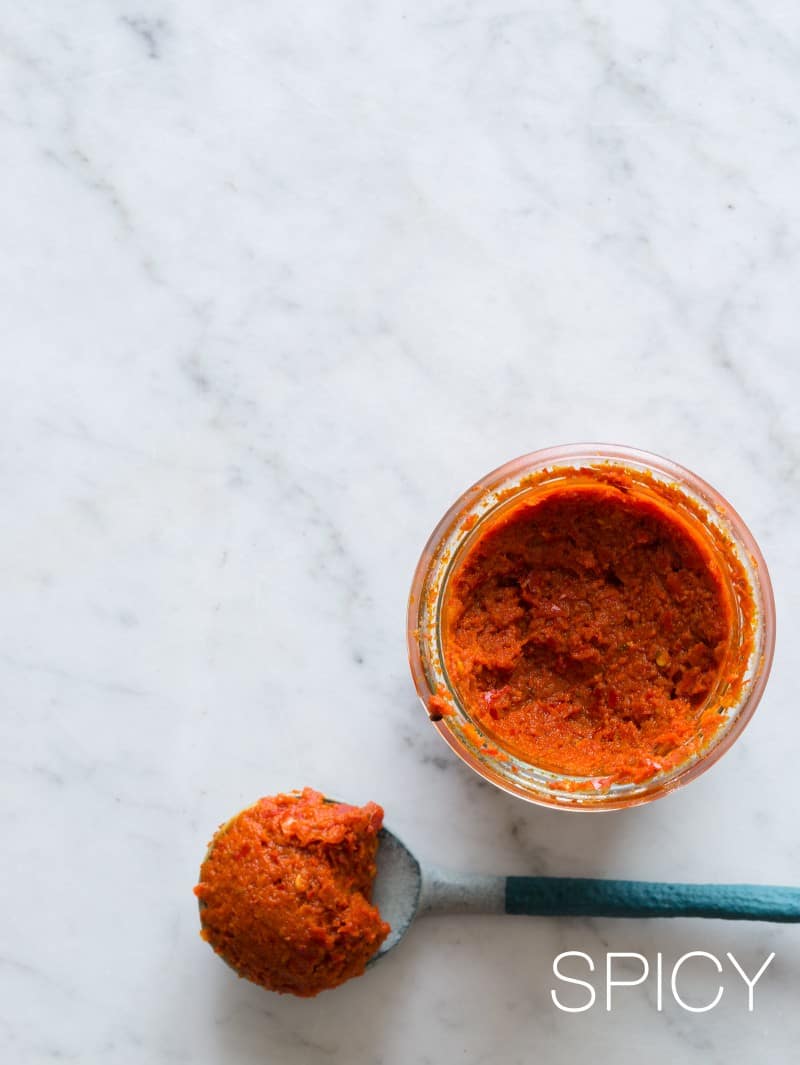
2, 2, 799, 1062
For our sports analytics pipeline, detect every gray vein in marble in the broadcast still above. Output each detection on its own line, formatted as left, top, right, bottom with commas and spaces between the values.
0, 651, 147, 697
120, 16, 169, 61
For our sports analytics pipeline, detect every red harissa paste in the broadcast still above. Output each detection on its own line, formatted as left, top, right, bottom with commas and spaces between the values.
442, 471, 754, 784
194, 789, 389, 997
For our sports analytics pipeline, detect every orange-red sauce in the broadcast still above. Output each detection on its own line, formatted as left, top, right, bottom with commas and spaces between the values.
443, 477, 750, 783
194, 788, 389, 997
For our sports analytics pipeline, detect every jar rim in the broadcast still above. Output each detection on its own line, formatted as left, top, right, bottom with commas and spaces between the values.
407, 444, 776, 811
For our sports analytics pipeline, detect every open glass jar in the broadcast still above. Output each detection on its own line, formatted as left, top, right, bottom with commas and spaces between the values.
407, 444, 775, 811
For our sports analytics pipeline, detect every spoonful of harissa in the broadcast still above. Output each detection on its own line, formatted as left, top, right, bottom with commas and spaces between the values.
195, 789, 800, 998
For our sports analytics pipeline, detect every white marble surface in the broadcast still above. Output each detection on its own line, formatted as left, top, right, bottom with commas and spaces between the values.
3, 2, 800, 1062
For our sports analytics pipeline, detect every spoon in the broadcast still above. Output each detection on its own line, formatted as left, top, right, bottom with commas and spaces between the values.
371, 826, 800, 964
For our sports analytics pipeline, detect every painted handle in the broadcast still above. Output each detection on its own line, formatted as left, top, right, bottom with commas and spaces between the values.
505, 877, 800, 922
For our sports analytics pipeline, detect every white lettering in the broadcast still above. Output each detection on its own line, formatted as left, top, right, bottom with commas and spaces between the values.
550, 949, 776, 1013
606, 953, 649, 1011
671, 952, 724, 1013
727, 952, 775, 1012
551, 951, 596, 1013
656, 951, 663, 1012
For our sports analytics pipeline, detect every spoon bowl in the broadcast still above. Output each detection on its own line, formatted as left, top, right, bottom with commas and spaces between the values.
369, 828, 422, 963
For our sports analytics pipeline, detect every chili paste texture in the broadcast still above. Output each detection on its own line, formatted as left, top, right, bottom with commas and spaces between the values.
443, 482, 740, 783
195, 788, 389, 997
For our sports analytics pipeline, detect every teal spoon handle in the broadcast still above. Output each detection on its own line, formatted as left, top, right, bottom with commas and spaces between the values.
419, 869, 800, 922
505, 877, 800, 922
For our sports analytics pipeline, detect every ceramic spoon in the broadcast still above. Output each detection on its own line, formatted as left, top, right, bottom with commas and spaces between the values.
371, 827, 800, 964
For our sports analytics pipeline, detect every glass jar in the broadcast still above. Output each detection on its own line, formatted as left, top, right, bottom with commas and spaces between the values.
407, 444, 775, 811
